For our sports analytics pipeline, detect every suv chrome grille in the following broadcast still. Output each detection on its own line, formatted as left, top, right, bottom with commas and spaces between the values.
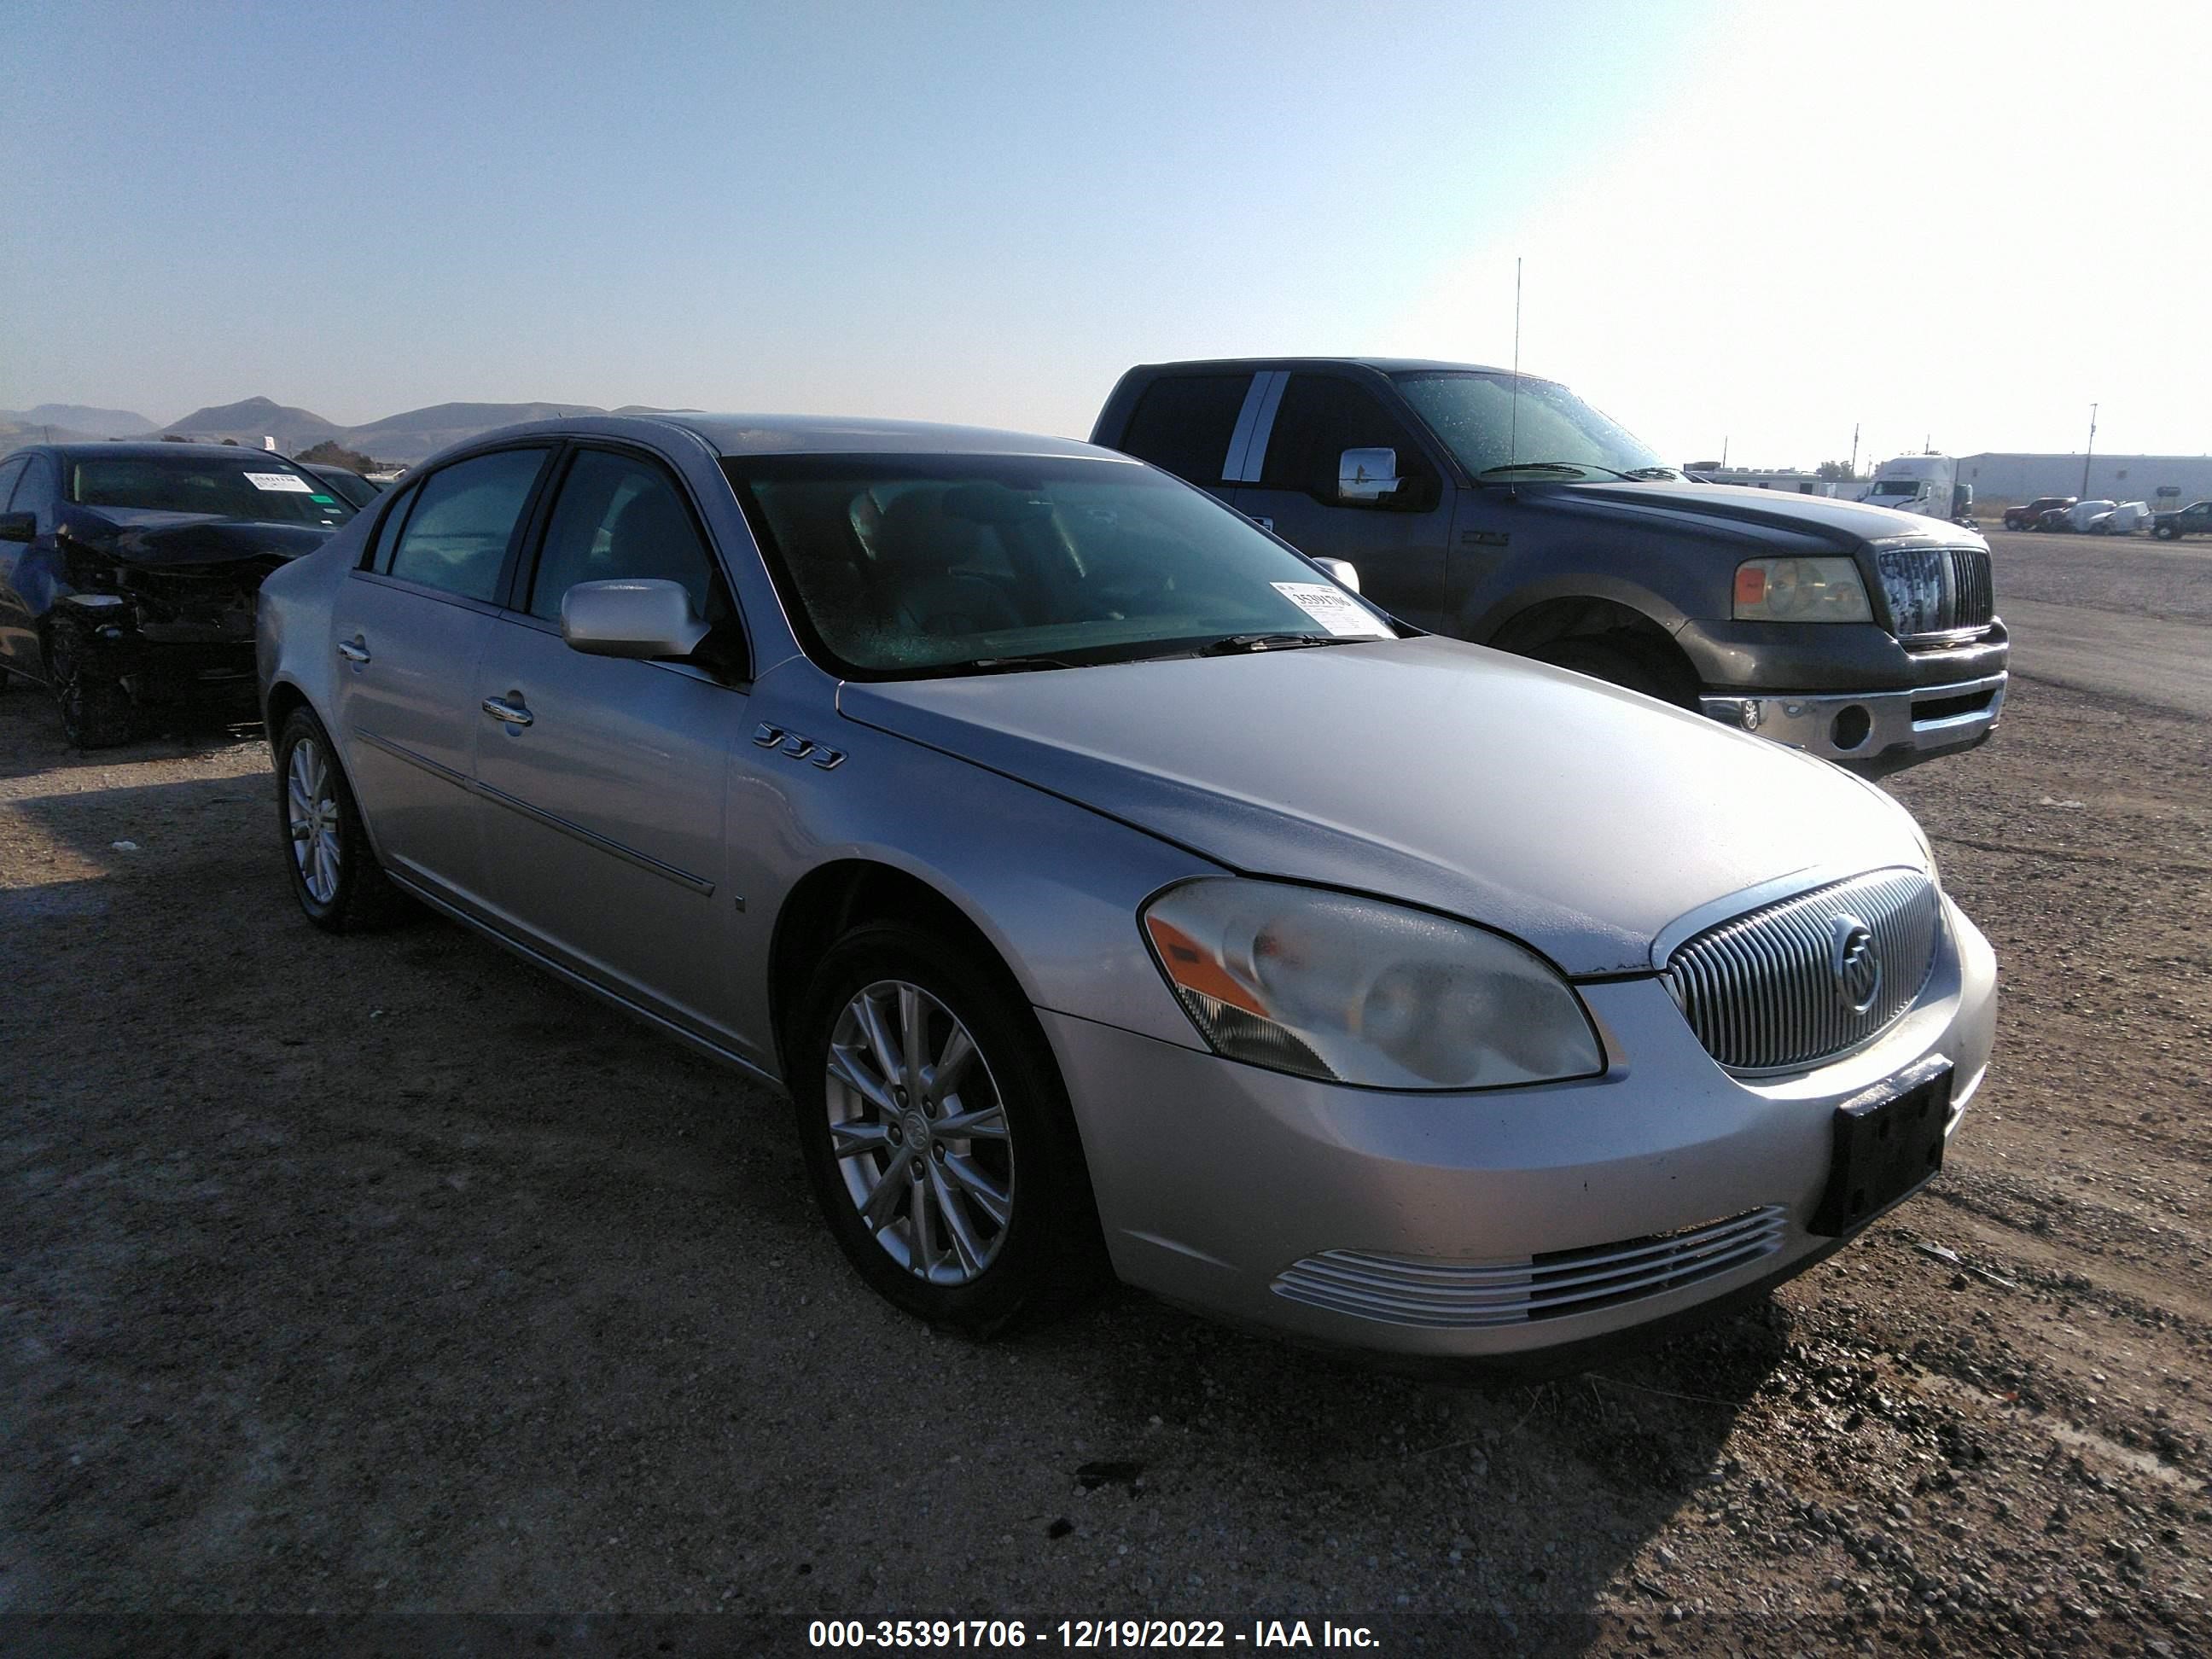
1272, 1208, 1788, 1328
1874, 545, 1994, 638
1662, 869, 1941, 1073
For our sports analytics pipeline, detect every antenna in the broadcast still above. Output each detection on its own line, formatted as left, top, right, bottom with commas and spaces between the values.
1507, 258, 1523, 475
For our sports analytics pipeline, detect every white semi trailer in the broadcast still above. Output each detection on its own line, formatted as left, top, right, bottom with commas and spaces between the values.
1858, 455, 1974, 525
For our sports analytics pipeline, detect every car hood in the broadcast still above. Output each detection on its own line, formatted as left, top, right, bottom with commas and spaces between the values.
65, 506, 337, 567
1543, 479, 1972, 552
839, 636, 1927, 975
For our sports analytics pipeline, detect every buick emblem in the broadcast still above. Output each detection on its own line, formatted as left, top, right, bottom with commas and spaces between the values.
1830, 914, 1883, 1015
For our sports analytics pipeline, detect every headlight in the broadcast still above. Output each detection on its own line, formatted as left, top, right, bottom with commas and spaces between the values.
1733, 556, 1871, 622
1139, 878, 1604, 1090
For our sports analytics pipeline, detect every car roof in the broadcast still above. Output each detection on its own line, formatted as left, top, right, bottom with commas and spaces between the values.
449, 412, 1121, 463
1124, 355, 1522, 380
22, 441, 311, 463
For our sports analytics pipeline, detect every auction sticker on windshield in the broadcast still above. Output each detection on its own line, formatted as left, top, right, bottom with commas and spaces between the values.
1271, 581, 1391, 637
243, 472, 314, 493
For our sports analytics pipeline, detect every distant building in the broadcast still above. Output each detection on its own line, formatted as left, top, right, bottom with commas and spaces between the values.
1959, 452, 2212, 504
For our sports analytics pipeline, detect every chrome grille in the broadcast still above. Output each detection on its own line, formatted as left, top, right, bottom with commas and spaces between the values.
1272, 1208, 1788, 1329
1873, 544, 1994, 638
1662, 868, 1941, 1073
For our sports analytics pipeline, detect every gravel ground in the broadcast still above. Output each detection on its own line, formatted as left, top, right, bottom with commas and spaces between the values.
3, 542, 2209, 1655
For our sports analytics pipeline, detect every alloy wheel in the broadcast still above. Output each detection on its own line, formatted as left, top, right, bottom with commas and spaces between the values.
287, 736, 342, 904
824, 979, 1015, 1284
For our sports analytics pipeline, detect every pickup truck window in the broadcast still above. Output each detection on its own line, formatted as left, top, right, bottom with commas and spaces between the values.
1120, 375, 1251, 486
725, 453, 1396, 680
1260, 376, 1438, 503
1394, 371, 1663, 479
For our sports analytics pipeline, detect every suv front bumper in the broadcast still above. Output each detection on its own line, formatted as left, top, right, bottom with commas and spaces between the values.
1700, 670, 2006, 770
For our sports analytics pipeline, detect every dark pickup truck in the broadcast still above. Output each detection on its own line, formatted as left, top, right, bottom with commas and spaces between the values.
1092, 358, 2008, 772
2153, 500, 2212, 540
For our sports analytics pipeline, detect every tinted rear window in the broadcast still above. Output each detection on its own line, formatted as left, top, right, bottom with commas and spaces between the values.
67, 455, 355, 525
1117, 375, 1250, 486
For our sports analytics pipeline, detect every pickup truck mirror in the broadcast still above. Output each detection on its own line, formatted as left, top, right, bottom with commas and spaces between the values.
1336, 448, 1400, 504
0, 511, 34, 544
560, 579, 711, 661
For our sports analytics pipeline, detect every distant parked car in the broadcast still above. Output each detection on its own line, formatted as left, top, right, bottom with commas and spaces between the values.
298, 462, 384, 509
0, 442, 352, 745
2153, 500, 2212, 540
2040, 498, 2116, 533
2003, 495, 2075, 530
2088, 502, 2153, 536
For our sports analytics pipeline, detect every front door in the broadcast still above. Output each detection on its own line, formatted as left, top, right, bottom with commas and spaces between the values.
330, 445, 554, 909
469, 445, 748, 1040
1233, 374, 1455, 630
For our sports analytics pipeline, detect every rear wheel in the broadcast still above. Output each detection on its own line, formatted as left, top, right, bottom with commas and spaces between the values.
274, 706, 410, 932
789, 922, 1109, 1335
2156, 523, 2179, 540
44, 618, 138, 749
1527, 633, 1697, 708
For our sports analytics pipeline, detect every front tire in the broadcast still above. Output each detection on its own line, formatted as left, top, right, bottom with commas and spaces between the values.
789, 923, 1109, 1335
1528, 633, 1697, 708
44, 619, 139, 749
274, 707, 410, 933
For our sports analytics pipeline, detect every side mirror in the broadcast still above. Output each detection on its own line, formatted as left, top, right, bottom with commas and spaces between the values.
1311, 556, 1362, 593
560, 579, 710, 661
0, 511, 34, 544
1336, 447, 1400, 504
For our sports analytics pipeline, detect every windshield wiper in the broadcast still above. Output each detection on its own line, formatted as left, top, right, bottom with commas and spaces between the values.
1193, 632, 1364, 656
951, 653, 1087, 673
1477, 461, 1636, 480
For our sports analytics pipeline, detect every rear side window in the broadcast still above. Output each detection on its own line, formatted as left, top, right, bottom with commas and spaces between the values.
385, 448, 550, 602
1118, 375, 1250, 486
1259, 376, 1436, 498
527, 449, 718, 620
0, 457, 28, 510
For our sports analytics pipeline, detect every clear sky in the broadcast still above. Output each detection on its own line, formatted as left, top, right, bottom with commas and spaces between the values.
4, 0, 2206, 467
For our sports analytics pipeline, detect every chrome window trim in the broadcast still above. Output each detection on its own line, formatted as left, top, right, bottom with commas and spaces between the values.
1236, 371, 1291, 482
1219, 372, 1274, 484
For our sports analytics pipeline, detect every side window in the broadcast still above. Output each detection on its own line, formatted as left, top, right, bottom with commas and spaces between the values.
12, 456, 57, 518
1259, 376, 1439, 507
1118, 375, 1251, 486
385, 448, 550, 602
526, 449, 720, 621
0, 457, 29, 510
364, 480, 419, 572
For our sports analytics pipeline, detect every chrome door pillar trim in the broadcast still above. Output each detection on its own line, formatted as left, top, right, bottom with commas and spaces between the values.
1222, 370, 1288, 485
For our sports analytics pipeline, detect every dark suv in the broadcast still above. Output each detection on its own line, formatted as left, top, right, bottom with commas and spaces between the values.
1092, 358, 2008, 772
0, 442, 352, 745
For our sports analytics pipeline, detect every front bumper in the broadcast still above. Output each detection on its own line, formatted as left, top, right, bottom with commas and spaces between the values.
1699, 671, 2006, 769
1045, 894, 1996, 1359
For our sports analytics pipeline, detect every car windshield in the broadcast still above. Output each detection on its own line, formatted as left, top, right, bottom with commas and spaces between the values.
1392, 371, 1666, 479
67, 454, 356, 525
1868, 480, 1920, 496
725, 454, 1398, 679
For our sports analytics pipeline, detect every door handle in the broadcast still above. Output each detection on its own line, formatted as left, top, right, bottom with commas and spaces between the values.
480, 695, 533, 728
337, 636, 370, 663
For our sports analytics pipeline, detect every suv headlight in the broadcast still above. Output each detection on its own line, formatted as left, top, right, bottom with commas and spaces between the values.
1140, 878, 1604, 1090
1733, 556, 1871, 622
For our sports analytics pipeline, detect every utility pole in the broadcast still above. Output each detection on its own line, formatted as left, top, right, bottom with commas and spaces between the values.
1721, 434, 1729, 469
2081, 403, 2098, 497
1850, 423, 1859, 478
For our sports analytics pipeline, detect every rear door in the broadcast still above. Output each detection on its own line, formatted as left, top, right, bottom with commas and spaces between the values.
330, 445, 555, 910
1232, 374, 1456, 628
0, 455, 34, 672
469, 443, 749, 1040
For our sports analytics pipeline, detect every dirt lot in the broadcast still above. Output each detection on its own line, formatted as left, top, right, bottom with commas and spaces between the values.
4, 533, 2210, 1656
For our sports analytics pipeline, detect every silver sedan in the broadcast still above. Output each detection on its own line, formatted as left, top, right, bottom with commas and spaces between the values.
256, 414, 1997, 1359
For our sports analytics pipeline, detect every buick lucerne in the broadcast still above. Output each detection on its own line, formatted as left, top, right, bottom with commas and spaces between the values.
255, 415, 1997, 1358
